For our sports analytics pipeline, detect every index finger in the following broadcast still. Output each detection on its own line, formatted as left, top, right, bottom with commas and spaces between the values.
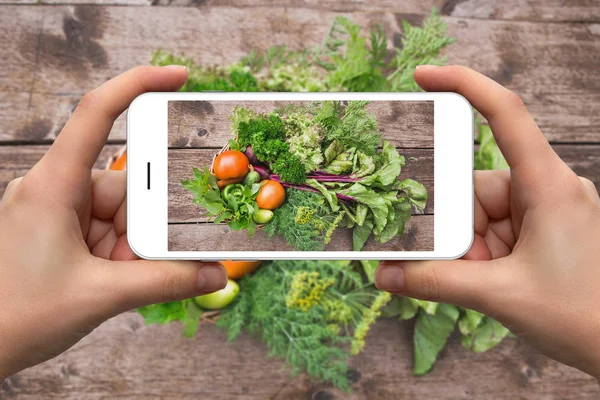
414, 65, 559, 172
43, 65, 188, 171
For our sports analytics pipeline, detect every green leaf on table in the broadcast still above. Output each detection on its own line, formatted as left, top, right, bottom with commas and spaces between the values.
360, 259, 380, 282
353, 218, 373, 251
475, 125, 509, 171
395, 178, 428, 210
182, 299, 204, 338
361, 141, 404, 188
458, 309, 485, 336
341, 183, 389, 235
137, 301, 186, 325
351, 151, 376, 178
324, 139, 345, 165
398, 297, 420, 320
413, 303, 459, 375
416, 300, 439, 315
461, 317, 510, 353
307, 179, 340, 212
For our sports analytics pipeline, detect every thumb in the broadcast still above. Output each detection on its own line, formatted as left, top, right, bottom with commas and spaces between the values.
374, 259, 505, 312
102, 260, 228, 313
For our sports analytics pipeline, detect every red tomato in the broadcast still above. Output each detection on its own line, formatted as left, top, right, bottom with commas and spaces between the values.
213, 150, 249, 180
256, 180, 286, 210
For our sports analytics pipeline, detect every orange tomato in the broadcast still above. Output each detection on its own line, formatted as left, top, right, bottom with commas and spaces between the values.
110, 151, 127, 171
213, 150, 249, 180
220, 260, 262, 280
256, 180, 286, 210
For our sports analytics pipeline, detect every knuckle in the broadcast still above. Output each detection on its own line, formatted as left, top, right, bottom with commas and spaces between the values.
77, 90, 100, 111
420, 268, 441, 302
580, 177, 596, 191
161, 270, 185, 302
505, 90, 527, 111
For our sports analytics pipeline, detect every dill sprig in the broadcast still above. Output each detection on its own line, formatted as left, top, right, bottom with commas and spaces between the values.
217, 260, 379, 390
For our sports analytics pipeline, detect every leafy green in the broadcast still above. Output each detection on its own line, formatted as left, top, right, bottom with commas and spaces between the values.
413, 304, 460, 375
458, 309, 485, 336
395, 179, 428, 210
475, 124, 509, 170
181, 167, 226, 216
181, 168, 259, 234
235, 113, 307, 184
388, 8, 455, 91
315, 101, 382, 156
282, 111, 326, 172
360, 140, 405, 188
137, 302, 186, 325
461, 317, 511, 353
182, 299, 203, 338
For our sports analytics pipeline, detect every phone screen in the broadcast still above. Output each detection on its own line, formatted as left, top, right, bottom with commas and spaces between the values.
167, 100, 433, 252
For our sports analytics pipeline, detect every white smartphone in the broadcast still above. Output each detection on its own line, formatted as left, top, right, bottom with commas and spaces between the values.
127, 92, 473, 260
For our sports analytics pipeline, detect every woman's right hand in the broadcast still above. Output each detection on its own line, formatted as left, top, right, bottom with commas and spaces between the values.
375, 65, 600, 380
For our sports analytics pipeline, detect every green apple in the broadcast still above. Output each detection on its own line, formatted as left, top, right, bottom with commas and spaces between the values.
194, 279, 240, 310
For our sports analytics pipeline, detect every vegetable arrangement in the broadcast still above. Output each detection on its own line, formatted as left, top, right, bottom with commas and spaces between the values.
183, 101, 427, 251
138, 8, 512, 391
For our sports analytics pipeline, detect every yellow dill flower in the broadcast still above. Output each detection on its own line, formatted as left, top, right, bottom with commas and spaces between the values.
323, 298, 354, 325
351, 291, 392, 355
324, 212, 346, 245
286, 271, 334, 312
295, 207, 315, 225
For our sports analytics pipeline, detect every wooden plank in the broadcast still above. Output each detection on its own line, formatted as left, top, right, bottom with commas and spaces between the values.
2, 6, 600, 144
0, 145, 122, 198
168, 214, 434, 251
6, 1, 600, 23
168, 148, 435, 222
3, 312, 598, 399
167, 100, 434, 149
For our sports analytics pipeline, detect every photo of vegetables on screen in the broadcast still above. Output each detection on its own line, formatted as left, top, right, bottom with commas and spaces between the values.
168, 100, 433, 251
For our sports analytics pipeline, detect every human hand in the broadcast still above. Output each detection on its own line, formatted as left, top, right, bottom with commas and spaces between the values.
375, 65, 600, 380
0, 66, 228, 380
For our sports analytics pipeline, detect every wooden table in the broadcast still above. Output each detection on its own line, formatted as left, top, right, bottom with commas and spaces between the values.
1, 1, 599, 398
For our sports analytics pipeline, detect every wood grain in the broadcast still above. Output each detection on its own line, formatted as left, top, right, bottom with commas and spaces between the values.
1, 6, 599, 144
168, 214, 433, 251
167, 100, 434, 149
7, 1, 600, 22
0, 145, 123, 198
168, 148, 435, 222
3, 312, 598, 399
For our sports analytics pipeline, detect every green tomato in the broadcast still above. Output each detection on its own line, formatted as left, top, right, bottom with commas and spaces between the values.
194, 279, 240, 310
253, 209, 274, 224
243, 170, 261, 186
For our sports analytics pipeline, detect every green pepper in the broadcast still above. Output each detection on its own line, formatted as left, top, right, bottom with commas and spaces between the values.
222, 183, 245, 203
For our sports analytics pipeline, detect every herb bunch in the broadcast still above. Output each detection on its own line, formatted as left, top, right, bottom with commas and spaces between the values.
216, 260, 388, 390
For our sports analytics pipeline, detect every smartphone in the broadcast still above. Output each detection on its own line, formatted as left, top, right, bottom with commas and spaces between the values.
127, 93, 473, 260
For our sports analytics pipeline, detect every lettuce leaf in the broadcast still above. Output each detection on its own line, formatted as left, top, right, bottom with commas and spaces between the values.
361, 140, 404, 188
413, 304, 459, 375
395, 178, 428, 210
461, 317, 510, 352
458, 309, 485, 336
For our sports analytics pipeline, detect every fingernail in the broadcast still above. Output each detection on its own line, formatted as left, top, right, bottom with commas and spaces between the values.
416, 65, 439, 71
197, 264, 227, 292
375, 263, 405, 293
163, 64, 187, 72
